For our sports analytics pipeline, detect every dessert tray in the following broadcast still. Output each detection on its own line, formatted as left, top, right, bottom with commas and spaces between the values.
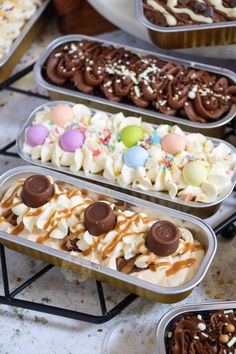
34, 34, 236, 136
17, 101, 236, 218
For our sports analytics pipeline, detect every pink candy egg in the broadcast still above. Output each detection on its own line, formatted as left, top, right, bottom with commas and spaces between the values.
161, 133, 186, 155
50, 104, 75, 127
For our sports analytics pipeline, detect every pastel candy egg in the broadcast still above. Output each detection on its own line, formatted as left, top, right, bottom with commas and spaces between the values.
123, 146, 149, 169
26, 124, 49, 146
183, 161, 208, 186
161, 133, 186, 155
50, 104, 75, 127
120, 125, 144, 148
60, 130, 85, 152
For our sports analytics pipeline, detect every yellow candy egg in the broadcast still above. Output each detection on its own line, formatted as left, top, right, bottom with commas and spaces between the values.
183, 161, 207, 186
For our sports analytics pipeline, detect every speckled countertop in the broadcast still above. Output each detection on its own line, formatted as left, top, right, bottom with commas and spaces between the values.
0, 20, 235, 354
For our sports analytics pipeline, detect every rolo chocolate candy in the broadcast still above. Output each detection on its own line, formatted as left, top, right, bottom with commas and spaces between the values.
21, 175, 54, 208
84, 201, 116, 236
146, 221, 180, 257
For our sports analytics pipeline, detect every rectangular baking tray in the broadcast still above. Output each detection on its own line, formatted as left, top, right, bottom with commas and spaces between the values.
156, 301, 236, 353
0, 165, 217, 303
0, 0, 52, 84
33, 34, 236, 137
136, 0, 236, 49
16, 100, 236, 218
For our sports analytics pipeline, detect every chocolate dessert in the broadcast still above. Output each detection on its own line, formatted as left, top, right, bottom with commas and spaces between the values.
166, 309, 236, 353
43, 40, 236, 123
143, 0, 236, 27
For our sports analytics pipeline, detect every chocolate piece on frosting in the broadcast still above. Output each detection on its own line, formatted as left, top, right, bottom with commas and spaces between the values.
146, 221, 180, 256
84, 201, 116, 236
21, 175, 54, 208
167, 309, 236, 354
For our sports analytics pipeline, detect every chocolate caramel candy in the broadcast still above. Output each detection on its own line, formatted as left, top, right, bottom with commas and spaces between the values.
21, 175, 54, 208
146, 221, 180, 257
84, 201, 116, 236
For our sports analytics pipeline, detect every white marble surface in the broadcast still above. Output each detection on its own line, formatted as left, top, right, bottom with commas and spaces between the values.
0, 20, 235, 354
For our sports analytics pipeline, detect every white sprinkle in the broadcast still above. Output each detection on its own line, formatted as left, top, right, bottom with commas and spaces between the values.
167, 74, 174, 80
89, 60, 94, 65
147, 86, 154, 94
224, 310, 234, 314
70, 43, 77, 52
116, 79, 121, 83
198, 323, 206, 331
159, 99, 167, 106
202, 333, 208, 338
167, 332, 172, 338
72, 68, 76, 72
194, 335, 200, 340
197, 315, 202, 320
188, 91, 196, 100
134, 86, 141, 98
227, 337, 236, 348
54, 52, 62, 58
108, 88, 113, 93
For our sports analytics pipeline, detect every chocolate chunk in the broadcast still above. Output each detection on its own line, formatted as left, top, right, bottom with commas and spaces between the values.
146, 221, 180, 257
203, 6, 214, 17
193, 2, 206, 13
84, 202, 116, 236
21, 175, 54, 208
230, 0, 236, 7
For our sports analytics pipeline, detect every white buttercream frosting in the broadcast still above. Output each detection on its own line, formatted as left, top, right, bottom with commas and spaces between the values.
0, 176, 205, 288
22, 104, 236, 203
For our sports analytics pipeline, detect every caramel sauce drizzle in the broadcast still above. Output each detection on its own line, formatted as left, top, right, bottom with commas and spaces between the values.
1, 185, 22, 208
1, 179, 203, 278
12, 222, 24, 235
166, 258, 197, 277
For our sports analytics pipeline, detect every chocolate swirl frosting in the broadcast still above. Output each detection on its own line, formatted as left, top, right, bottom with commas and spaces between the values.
43, 40, 236, 123
167, 309, 236, 353
144, 0, 236, 27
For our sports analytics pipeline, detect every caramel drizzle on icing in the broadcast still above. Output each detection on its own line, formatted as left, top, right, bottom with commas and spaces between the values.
166, 258, 197, 277
1, 179, 204, 277
12, 222, 24, 235
1, 183, 23, 208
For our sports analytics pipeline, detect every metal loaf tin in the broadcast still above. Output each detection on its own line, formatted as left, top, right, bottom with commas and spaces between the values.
156, 301, 236, 353
136, 0, 236, 49
0, 0, 52, 84
33, 34, 236, 138
0, 165, 217, 303
17, 101, 236, 219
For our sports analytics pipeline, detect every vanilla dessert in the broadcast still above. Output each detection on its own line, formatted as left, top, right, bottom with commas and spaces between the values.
0, 174, 205, 287
22, 103, 236, 203
0, 0, 43, 61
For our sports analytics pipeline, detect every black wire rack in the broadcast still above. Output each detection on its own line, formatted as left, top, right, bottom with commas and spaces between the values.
0, 63, 235, 324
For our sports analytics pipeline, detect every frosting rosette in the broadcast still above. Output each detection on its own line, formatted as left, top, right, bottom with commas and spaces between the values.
0, 175, 205, 288
22, 104, 236, 203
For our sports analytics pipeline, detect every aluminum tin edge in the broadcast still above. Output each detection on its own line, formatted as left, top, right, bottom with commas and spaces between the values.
0, 0, 50, 68
16, 100, 236, 210
156, 301, 236, 354
33, 34, 236, 130
0, 165, 217, 296
136, 0, 236, 33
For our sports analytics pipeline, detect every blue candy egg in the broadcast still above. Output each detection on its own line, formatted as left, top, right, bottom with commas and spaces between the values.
123, 146, 149, 169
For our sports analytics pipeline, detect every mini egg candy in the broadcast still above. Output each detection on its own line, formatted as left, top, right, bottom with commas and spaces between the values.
26, 124, 49, 146
183, 160, 208, 186
50, 104, 75, 127
161, 133, 186, 155
123, 146, 149, 169
120, 125, 144, 148
60, 130, 85, 152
